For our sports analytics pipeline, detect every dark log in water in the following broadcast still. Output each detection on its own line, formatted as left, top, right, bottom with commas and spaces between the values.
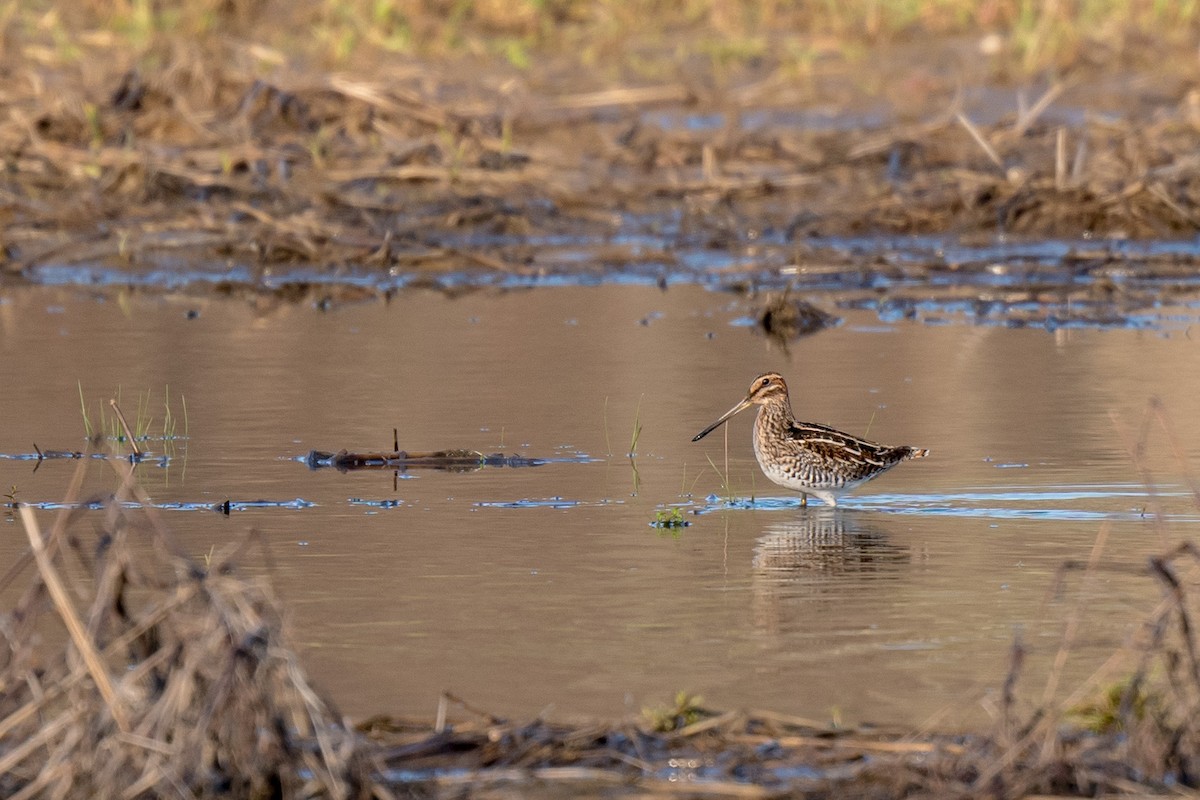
305, 448, 546, 472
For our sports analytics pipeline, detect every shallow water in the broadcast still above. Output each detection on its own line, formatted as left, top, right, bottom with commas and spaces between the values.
1, 281, 1199, 728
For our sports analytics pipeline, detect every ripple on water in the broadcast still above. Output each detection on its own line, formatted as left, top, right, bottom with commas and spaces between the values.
693, 485, 1194, 522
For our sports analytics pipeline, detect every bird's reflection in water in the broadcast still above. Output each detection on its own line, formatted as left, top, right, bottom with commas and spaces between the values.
752, 510, 911, 635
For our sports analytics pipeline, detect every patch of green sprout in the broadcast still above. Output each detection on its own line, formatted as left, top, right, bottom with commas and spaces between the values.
2, 485, 17, 523
642, 691, 710, 733
1069, 676, 1162, 734
78, 385, 189, 447
134, 389, 155, 439
650, 506, 690, 530
495, 37, 530, 69
160, 385, 187, 440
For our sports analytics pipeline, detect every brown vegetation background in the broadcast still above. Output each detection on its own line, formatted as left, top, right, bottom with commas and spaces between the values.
5, 1, 1200, 284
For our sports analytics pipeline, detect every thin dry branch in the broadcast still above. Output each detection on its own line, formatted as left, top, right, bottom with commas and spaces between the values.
955, 112, 1005, 171
18, 505, 131, 733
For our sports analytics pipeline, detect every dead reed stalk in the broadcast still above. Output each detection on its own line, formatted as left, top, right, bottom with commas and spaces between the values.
0, 455, 377, 799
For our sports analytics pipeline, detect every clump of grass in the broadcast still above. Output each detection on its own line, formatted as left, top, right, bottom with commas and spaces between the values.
642, 691, 710, 733
649, 506, 690, 530
162, 387, 188, 440
0, 456, 373, 798
78, 384, 188, 448
1069, 676, 1163, 734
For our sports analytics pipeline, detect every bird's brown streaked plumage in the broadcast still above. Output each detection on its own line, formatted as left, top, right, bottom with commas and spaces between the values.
692, 371, 928, 507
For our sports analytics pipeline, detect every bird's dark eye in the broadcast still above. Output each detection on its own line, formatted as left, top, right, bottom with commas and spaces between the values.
761, 377, 771, 386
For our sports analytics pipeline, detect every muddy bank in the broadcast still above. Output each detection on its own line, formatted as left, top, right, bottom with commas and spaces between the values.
6, 13, 1200, 294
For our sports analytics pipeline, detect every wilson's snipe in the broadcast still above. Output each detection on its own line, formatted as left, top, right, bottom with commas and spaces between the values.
692, 372, 928, 507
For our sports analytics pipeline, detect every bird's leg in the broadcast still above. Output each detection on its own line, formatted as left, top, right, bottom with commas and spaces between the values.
800, 493, 808, 508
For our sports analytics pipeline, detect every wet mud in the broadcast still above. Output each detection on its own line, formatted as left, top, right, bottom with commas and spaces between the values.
6, 31, 1200, 308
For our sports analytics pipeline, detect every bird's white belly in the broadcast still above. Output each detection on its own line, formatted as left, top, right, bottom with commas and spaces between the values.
753, 436, 846, 506
759, 459, 814, 490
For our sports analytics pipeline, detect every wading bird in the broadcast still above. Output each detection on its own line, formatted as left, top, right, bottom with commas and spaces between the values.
692, 372, 928, 507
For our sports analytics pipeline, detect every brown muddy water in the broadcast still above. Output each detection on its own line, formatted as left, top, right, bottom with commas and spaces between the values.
2, 281, 1199, 730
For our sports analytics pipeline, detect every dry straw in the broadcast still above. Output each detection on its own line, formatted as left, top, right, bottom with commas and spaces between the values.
6, 37, 1200, 285
0, 452, 376, 799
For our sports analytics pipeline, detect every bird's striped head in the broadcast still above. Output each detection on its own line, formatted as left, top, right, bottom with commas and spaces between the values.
692, 372, 791, 442
743, 372, 789, 405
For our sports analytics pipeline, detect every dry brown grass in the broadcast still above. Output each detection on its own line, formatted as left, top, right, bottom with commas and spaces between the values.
0, 453, 377, 799
2, 1, 1200, 292
4, 52, 1200, 289
15, 0, 1200, 71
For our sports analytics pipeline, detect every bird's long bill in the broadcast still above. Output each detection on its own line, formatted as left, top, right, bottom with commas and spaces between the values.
692, 397, 753, 442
